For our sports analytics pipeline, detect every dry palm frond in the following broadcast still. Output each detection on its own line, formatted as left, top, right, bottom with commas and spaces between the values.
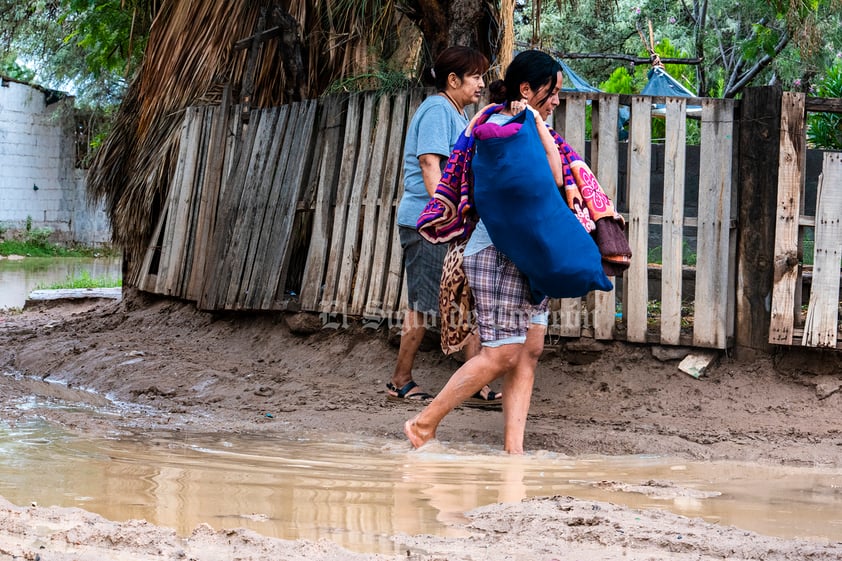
88, 0, 264, 277
87, 0, 407, 279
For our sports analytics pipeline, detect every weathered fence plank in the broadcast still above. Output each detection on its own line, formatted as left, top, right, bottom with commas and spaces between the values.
178, 106, 211, 297
769, 92, 806, 345
159, 106, 204, 295
259, 100, 318, 310
200, 109, 264, 309
625, 97, 652, 342
149, 121, 185, 294
188, 97, 228, 302
233, 105, 289, 308
551, 94, 587, 337
660, 98, 687, 345
151, 110, 189, 294
222, 107, 282, 308
220, 105, 244, 201
351, 94, 392, 315
334, 94, 376, 312
591, 95, 619, 340
366, 91, 408, 317
299, 95, 346, 311
801, 153, 842, 347
321, 94, 363, 313
239, 105, 296, 308
693, 99, 735, 349
736, 86, 782, 353
197, 107, 250, 309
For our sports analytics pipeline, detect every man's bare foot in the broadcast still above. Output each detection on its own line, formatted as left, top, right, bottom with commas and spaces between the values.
404, 417, 435, 449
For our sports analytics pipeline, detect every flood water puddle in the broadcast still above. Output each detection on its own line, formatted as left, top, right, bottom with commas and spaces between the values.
0, 256, 121, 309
1, 416, 841, 554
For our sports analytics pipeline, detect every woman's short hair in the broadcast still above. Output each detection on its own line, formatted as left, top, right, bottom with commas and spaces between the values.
423, 46, 490, 90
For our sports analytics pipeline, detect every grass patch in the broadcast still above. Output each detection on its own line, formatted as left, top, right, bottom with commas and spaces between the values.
0, 221, 117, 258
645, 300, 694, 328
647, 241, 697, 266
0, 239, 116, 258
36, 271, 122, 290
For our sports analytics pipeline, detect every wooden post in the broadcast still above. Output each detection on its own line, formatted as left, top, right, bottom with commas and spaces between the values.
239, 8, 267, 122
735, 86, 782, 353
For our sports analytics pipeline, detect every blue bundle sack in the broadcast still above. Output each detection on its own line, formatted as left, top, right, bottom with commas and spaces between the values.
472, 110, 613, 302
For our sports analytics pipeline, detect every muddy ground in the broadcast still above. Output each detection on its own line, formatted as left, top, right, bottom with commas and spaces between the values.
1, 289, 841, 560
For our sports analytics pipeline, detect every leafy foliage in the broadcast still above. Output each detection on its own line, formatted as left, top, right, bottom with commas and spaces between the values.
324, 66, 413, 94
0, 52, 34, 81
807, 59, 842, 149
597, 38, 694, 95
516, 0, 842, 99
599, 67, 635, 95
0, 1, 154, 108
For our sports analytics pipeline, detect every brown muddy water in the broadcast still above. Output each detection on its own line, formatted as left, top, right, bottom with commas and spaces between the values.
1, 411, 841, 554
0, 257, 122, 309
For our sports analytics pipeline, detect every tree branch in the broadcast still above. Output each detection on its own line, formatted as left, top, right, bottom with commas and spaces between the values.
724, 29, 790, 98
694, 0, 708, 94
724, 16, 768, 95
515, 41, 703, 65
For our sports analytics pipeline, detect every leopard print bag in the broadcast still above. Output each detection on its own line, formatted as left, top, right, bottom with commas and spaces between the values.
439, 239, 477, 355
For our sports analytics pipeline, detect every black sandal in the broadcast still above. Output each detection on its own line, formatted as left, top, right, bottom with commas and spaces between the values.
464, 387, 503, 409
386, 381, 434, 402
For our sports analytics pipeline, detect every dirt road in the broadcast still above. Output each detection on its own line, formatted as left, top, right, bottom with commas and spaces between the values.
1, 290, 841, 560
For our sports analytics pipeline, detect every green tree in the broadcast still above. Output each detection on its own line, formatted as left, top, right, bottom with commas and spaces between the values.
807, 58, 842, 149
516, 0, 842, 98
0, 53, 34, 81
0, 1, 154, 108
0, 1, 156, 167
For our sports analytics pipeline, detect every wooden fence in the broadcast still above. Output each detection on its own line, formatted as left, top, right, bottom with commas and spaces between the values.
132, 88, 748, 350
769, 93, 842, 349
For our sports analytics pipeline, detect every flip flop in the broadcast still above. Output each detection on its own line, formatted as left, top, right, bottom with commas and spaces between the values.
463, 388, 503, 409
386, 381, 434, 402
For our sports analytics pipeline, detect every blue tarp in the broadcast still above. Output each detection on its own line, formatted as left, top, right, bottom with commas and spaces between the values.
641, 66, 696, 97
558, 59, 601, 93
640, 66, 701, 117
555, 58, 630, 139
552, 58, 702, 137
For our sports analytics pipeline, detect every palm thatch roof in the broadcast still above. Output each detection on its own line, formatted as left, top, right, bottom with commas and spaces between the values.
87, 0, 417, 276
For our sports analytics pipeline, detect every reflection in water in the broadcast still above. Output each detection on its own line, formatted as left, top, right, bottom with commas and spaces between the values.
0, 257, 122, 309
0, 418, 841, 554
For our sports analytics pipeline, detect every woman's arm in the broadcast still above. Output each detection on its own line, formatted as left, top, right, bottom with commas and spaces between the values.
418, 153, 446, 197
532, 111, 565, 187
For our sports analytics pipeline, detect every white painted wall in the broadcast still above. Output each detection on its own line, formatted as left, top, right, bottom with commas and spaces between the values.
0, 78, 110, 245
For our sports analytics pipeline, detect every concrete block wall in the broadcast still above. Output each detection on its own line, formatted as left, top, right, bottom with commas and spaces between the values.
0, 78, 110, 245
